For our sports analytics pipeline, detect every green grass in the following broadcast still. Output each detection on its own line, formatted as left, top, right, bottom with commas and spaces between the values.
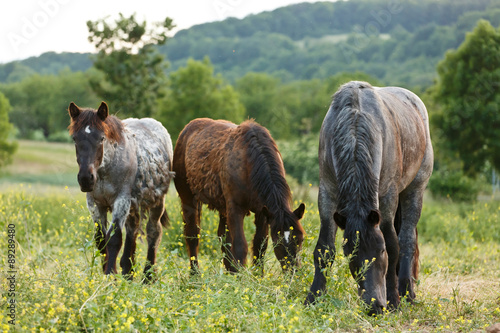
0, 141, 499, 331
0, 140, 78, 188
0, 186, 499, 332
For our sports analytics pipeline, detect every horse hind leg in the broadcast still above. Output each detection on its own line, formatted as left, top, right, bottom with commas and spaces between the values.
160, 207, 169, 227
182, 197, 202, 274
143, 201, 166, 282
120, 209, 140, 279
252, 211, 269, 274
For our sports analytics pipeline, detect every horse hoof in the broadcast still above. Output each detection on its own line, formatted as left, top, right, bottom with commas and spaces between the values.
304, 292, 318, 306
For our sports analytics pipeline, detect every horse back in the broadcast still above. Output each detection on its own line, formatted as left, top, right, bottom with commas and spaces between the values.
320, 82, 431, 198
371, 86, 431, 192
173, 118, 238, 211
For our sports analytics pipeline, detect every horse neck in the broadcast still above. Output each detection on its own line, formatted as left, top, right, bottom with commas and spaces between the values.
99, 133, 130, 171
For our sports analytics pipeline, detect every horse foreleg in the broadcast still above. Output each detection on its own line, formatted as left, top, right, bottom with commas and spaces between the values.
305, 185, 337, 305
143, 202, 165, 282
182, 198, 202, 274
105, 197, 131, 275
380, 193, 401, 310
226, 204, 247, 272
398, 189, 425, 302
120, 209, 139, 279
87, 195, 108, 272
252, 210, 269, 273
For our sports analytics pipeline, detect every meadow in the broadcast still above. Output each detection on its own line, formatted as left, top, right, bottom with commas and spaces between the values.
0, 141, 499, 332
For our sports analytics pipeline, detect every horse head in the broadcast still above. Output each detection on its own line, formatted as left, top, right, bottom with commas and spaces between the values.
68, 102, 111, 192
267, 203, 306, 272
335, 210, 388, 315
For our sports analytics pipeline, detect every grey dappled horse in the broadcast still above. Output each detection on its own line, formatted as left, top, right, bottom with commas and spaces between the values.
68, 102, 174, 281
305, 82, 433, 315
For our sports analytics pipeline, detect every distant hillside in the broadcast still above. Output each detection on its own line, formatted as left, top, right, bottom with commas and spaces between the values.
0, 52, 91, 83
1, 0, 500, 87
162, 0, 500, 87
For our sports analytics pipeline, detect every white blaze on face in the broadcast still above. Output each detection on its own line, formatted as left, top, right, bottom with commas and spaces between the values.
284, 231, 290, 243
85, 125, 91, 134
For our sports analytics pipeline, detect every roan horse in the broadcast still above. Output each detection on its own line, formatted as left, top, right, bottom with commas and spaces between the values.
173, 118, 306, 273
68, 102, 174, 281
305, 81, 433, 315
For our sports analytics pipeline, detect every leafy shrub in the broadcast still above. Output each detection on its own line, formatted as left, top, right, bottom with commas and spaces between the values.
29, 129, 46, 142
428, 168, 480, 202
278, 133, 319, 185
48, 130, 72, 143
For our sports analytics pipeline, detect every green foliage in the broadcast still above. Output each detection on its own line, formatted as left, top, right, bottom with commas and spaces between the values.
420, 198, 500, 244
0, 70, 99, 139
157, 58, 245, 141
428, 168, 481, 202
278, 134, 320, 185
87, 13, 174, 118
236, 71, 380, 141
163, 0, 500, 87
0, 92, 17, 168
432, 20, 500, 175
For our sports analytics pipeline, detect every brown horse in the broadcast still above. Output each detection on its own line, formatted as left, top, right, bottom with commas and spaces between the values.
305, 82, 433, 315
173, 118, 306, 273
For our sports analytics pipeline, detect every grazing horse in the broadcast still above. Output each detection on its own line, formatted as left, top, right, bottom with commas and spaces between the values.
68, 102, 174, 281
305, 81, 433, 315
173, 118, 306, 273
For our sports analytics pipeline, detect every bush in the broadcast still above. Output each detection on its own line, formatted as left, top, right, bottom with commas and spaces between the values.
428, 168, 480, 202
29, 129, 46, 142
278, 133, 319, 186
48, 130, 72, 143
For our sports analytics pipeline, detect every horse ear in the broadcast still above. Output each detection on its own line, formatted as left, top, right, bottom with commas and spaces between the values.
334, 212, 346, 230
262, 206, 272, 218
367, 210, 381, 226
68, 102, 80, 119
97, 102, 108, 121
293, 203, 306, 219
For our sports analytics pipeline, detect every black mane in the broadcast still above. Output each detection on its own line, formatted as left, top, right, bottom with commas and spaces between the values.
241, 120, 296, 232
331, 82, 380, 241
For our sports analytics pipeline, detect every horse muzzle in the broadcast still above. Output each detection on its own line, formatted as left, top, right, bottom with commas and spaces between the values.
77, 168, 96, 192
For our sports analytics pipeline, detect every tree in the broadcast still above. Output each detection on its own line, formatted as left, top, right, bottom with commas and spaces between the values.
87, 13, 174, 118
0, 92, 17, 168
2, 70, 98, 139
236, 72, 280, 126
432, 20, 500, 175
157, 57, 245, 141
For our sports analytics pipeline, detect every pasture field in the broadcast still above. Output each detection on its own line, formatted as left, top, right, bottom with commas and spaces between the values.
1, 141, 499, 332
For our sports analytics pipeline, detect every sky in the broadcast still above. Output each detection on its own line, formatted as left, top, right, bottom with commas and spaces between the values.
0, 0, 336, 64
